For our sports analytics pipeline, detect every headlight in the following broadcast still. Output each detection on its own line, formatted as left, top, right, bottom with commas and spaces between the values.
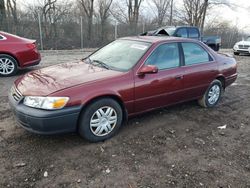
23, 96, 69, 110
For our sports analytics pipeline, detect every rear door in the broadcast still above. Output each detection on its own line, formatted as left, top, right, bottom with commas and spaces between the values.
181, 42, 218, 99
134, 42, 185, 113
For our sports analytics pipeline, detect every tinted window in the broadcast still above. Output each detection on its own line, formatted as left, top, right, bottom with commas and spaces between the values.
182, 43, 210, 65
0, 35, 3, 40
145, 43, 180, 70
176, 28, 188, 38
189, 28, 199, 38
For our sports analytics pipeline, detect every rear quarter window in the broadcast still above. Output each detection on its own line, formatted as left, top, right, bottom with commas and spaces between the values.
182, 42, 211, 65
0, 34, 6, 40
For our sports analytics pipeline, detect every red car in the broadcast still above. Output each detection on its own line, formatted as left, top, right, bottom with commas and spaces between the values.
0, 31, 41, 76
9, 36, 237, 142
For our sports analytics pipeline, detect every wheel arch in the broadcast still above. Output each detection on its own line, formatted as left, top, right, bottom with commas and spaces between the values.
78, 94, 128, 126
0, 52, 20, 67
215, 76, 225, 89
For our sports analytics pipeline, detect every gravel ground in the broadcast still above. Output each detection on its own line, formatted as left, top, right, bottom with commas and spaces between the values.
0, 49, 250, 188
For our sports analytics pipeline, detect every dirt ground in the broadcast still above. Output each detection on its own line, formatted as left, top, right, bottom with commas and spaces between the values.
0, 49, 250, 188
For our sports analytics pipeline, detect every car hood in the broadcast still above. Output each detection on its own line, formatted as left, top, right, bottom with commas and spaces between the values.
15, 61, 124, 96
236, 40, 250, 46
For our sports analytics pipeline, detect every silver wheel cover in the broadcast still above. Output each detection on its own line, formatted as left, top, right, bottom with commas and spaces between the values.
90, 106, 118, 137
208, 85, 220, 105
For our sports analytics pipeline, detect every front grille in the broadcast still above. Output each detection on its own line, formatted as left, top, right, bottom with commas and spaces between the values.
238, 45, 250, 49
11, 86, 23, 102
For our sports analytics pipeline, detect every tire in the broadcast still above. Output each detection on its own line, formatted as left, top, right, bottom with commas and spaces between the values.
208, 44, 218, 51
78, 98, 123, 142
234, 52, 240, 56
198, 80, 223, 108
214, 44, 220, 52
0, 54, 18, 76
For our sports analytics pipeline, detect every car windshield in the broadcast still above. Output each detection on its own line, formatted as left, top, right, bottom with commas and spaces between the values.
88, 40, 151, 71
246, 37, 250, 41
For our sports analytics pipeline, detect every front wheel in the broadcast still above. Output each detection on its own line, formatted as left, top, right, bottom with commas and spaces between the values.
234, 52, 240, 56
198, 80, 223, 108
0, 54, 18, 76
78, 98, 123, 142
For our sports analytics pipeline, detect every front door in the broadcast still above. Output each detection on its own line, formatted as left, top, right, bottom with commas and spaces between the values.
134, 42, 185, 113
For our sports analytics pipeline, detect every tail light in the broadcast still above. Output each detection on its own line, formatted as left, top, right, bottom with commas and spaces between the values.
26, 42, 36, 49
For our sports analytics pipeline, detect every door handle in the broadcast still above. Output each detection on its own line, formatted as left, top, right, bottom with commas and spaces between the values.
175, 75, 183, 80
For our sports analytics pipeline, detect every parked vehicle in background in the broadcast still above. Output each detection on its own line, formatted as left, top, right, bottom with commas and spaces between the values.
0, 31, 41, 76
233, 36, 250, 55
141, 26, 221, 51
9, 36, 237, 142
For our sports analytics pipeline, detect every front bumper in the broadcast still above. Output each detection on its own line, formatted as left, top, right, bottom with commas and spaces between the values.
9, 92, 82, 135
233, 46, 250, 54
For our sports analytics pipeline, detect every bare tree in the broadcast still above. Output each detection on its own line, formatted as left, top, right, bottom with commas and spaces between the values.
127, 0, 143, 33
79, 0, 95, 41
169, 0, 173, 25
0, 0, 7, 30
183, 0, 230, 34
6, 0, 18, 33
152, 0, 170, 27
24, 0, 73, 49
97, 0, 113, 42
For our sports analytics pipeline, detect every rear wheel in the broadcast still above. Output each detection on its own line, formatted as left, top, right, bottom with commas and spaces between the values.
198, 80, 222, 108
214, 44, 220, 52
78, 98, 123, 142
0, 54, 18, 76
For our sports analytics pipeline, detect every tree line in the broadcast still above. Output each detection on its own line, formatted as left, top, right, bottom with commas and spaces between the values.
0, 0, 245, 49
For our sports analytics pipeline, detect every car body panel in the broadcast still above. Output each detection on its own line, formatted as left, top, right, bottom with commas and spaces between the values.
15, 61, 125, 96
10, 36, 237, 134
181, 61, 219, 99
134, 67, 185, 113
0, 31, 41, 68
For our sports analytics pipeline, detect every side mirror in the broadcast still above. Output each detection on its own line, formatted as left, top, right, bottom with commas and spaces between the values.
138, 65, 158, 76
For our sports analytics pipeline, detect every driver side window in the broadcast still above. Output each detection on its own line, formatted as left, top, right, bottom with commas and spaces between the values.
145, 43, 180, 70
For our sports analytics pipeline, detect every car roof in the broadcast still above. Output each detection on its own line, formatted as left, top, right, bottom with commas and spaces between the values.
120, 35, 197, 44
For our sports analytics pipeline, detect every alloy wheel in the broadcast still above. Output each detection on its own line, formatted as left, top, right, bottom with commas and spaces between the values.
0, 57, 15, 75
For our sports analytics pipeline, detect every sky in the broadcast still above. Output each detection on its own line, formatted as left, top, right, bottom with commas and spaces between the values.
211, 0, 250, 33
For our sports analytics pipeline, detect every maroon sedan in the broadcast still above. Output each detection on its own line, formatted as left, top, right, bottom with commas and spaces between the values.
9, 36, 237, 142
0, 31, 41, 76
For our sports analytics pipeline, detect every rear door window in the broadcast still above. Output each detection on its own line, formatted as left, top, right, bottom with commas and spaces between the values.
182, 42, 211, 65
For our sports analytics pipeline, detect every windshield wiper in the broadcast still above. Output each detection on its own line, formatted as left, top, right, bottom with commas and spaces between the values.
90, 59, 110, 70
